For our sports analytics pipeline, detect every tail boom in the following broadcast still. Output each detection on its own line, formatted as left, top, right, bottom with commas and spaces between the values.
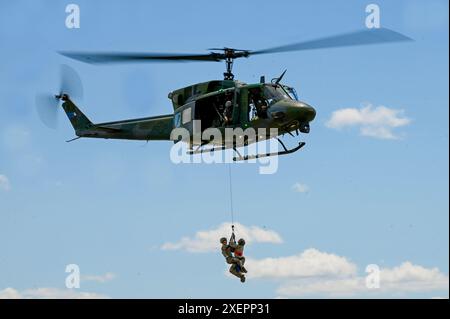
61, 97, 174, 141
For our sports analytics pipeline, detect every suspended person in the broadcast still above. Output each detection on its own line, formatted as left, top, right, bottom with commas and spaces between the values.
234, 238, 247, 274
220, 235, 246, 283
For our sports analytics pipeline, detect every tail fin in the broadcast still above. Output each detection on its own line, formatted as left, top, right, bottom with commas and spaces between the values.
61, 98, 93, 132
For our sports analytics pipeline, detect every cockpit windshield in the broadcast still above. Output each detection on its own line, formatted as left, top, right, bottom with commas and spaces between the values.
283, 86, 299, 101
263, 85, 291, 104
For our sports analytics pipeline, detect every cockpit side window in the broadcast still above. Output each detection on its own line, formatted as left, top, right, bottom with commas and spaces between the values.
263, 85, 290, 104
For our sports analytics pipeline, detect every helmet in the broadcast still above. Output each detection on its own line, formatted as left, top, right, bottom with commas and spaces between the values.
220, 237, 227, 244
238, 238, 245, 245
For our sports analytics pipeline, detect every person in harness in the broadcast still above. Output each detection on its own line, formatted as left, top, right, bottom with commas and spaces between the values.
220, 233, 246, 283
234, 238, 247, 274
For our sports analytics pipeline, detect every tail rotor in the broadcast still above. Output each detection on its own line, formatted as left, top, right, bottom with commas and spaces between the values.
35, 65, 84, 129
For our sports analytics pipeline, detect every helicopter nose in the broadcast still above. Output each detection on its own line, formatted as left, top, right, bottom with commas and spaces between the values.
269, 100, 316, 125
296, 101, 316, 122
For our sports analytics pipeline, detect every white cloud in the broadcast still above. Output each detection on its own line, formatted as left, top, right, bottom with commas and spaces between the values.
82, 272, 116, 283
0, 287, 108, 299
0, 288, 21, 299
379, 262, 449, 292
292, 183, 309, 193
275, 261, 449, 298
277, 278, 363, 298
325, 104, 411, 139
163, 224, 448, 298
247, 248, 357, 279
161, 222, 282, 253
0, 174, 11, 191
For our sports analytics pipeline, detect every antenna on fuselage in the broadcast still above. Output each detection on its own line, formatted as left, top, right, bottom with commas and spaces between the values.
272, 69, 287, 86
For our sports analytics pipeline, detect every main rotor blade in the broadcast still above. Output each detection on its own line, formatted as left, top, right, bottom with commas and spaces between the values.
59, 28, 412, 66
251, 28, 413, 55
59, 52, 223, 64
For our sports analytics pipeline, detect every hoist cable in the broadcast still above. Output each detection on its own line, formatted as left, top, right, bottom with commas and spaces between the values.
228, 164, 235, 229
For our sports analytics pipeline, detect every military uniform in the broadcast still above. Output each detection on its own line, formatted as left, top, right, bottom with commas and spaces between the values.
220, 236, 245, 282
234, 241, 247, 273
223, 100, 233, 124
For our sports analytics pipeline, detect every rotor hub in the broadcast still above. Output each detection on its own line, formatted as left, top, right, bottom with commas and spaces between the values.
209, 48, 250, 80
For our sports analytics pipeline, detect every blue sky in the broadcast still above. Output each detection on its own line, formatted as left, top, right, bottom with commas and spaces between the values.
0, 0, 448, 298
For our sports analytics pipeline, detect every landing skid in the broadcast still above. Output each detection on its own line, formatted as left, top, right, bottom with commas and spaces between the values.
186, 138, 306, 161
233, 139, 306, 162
187, 145, 227, 155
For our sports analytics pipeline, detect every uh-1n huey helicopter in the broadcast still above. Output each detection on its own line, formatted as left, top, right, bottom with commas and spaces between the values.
36, 28, 411, 161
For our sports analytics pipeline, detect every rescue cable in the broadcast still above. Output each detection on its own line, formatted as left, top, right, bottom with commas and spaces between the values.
228, 163, 235, 236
